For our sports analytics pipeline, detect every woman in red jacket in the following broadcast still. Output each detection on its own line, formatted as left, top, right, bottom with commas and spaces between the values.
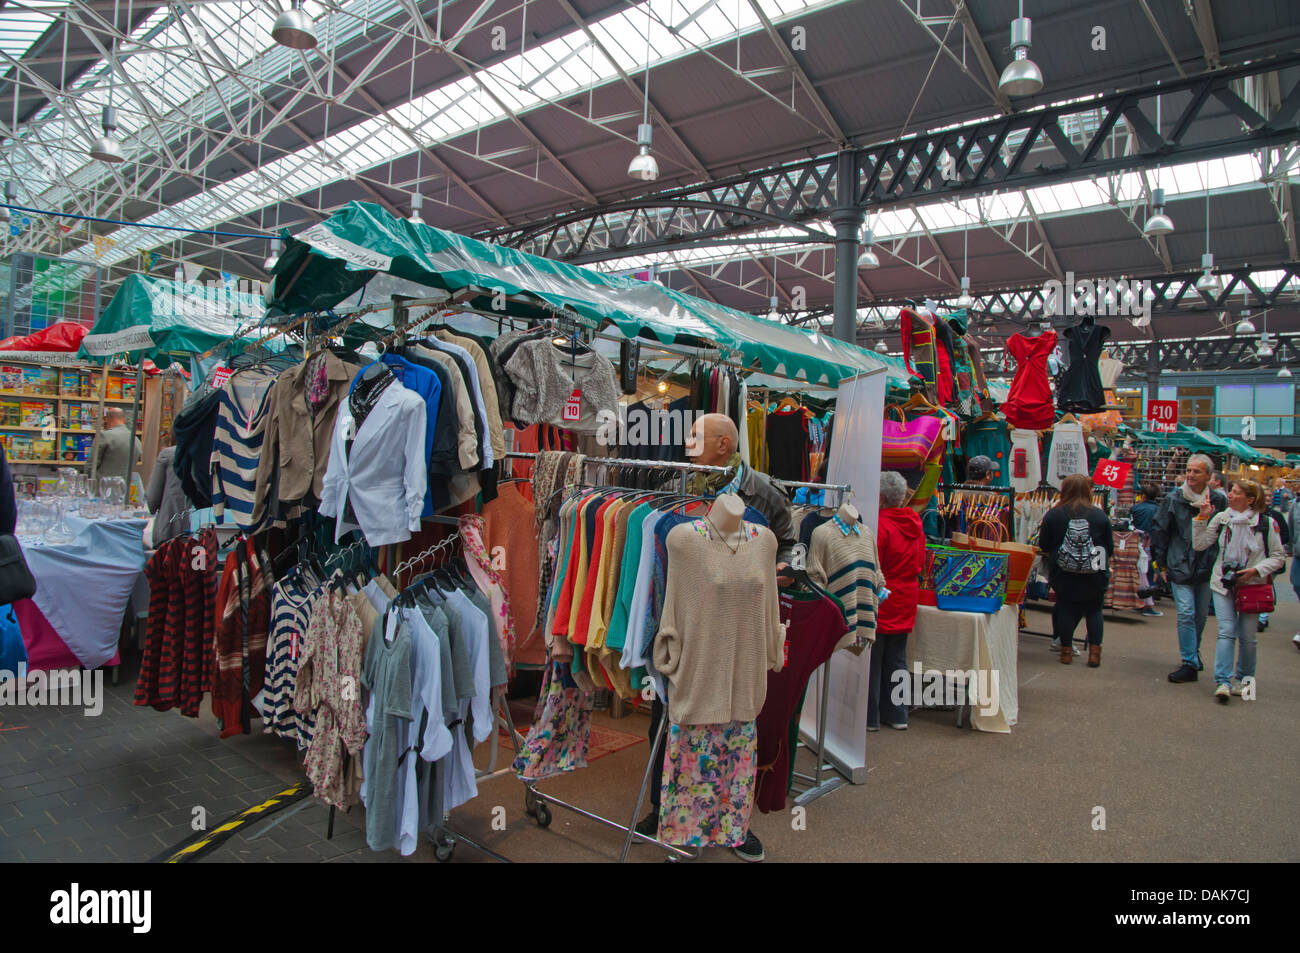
869, 471, 926, 731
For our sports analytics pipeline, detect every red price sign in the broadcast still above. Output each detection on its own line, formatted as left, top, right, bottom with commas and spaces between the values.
562, 388, 582, 422
1147, 399, 1178, 433
1093, 459, 1132, 489
210, 366, 232, 389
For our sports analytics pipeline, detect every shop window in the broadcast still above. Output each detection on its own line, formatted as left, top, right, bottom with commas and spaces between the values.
1253, 382, 1295, 437
1216, 383, 1253, 437
1177, 386, 1215, 431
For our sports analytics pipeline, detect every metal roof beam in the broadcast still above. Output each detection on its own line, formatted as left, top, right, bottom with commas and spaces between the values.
746, 0, 847, 146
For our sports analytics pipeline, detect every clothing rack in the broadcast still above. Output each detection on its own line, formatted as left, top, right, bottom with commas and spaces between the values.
935, 482, 1018, 540
503, 454, 856, 859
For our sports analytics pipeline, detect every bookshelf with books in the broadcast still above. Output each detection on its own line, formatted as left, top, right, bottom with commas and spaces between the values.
0, 359, 144, 469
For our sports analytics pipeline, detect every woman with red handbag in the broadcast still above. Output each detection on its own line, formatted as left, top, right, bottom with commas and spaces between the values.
1192, 479, 1287, 704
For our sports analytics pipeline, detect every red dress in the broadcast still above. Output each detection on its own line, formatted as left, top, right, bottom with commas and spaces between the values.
1002, 330, 1058, 431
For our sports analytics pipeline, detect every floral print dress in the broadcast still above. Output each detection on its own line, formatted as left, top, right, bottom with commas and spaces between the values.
658, 719, 758, 847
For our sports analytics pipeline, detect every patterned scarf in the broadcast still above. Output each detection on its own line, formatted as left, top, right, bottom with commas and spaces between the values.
532, 450, 587, 630
688, 451, 744, 497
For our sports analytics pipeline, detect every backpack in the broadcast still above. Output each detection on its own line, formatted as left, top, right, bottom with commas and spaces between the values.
1056, 517, 1099, 573
1265, 508, 1289, 548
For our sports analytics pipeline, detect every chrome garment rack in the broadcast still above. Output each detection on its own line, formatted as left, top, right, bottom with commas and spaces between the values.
504, 452, 856, 859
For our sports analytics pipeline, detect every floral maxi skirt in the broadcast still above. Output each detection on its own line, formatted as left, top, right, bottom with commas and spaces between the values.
658, 719, 758, 848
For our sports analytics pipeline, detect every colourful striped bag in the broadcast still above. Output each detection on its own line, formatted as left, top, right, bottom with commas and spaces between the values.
882, 406, 944, 470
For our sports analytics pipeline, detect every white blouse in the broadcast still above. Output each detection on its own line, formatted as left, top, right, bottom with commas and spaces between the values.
319, 380, 428, 546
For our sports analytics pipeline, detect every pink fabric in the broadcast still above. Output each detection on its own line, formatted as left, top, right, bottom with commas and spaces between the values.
458, 513, 515, 682
14, 599, 121, 672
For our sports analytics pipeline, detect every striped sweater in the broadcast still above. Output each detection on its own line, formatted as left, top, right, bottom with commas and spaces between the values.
807, 520, 882, 650
210, 368, 277, 530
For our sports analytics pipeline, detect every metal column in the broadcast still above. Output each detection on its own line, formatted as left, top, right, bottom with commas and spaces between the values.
831, 150, 864, 344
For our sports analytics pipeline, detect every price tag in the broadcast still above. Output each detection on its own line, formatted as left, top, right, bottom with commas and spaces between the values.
562, 388, 582, 421
1093, 459, 1132, 489
210, 365, 232, 389
1147, 399, 1178, 434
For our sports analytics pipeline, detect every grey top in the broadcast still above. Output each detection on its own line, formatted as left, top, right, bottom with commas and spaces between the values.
502, 338, 619, 434
468, 588, 507, 688
89, 424, 142, 484
360, 617, 413, 853
147, 447, 190, 548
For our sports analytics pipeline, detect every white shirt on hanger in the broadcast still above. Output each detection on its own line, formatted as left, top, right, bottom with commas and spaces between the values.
319, 379, 429, 547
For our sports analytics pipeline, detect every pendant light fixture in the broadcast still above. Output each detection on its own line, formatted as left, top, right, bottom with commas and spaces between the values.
998, 1, 1043, 97
408, 191, 424, 224
1256, 312, 1273, 359
857, 227, 880, 269
767, 294, 779, 323
263, 238, 282, 271
1144, 187, 1174, 236
0, 181, 13, 224
272, 0, 318, 50
90, 106, 126, 163
955, 203, 973, 307
875, 339, 888, 353
1236, 310, 1256, 334
627, 3, 658, 181
1277, 342, 1293, 378
1196, 185, 1221, 295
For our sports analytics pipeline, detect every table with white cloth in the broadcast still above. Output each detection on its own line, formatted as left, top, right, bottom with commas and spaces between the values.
907, 603, 1019, 733
14, 516, 150, 672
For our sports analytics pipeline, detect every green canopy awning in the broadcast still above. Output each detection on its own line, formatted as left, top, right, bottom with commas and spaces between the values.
269, 202, 898, 388
1219, 436, 1264, 463
81, 273, 267, 362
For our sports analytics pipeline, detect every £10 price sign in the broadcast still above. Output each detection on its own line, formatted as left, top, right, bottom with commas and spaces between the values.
1147, 399, 1178, 433
1093, 459, 1132, 489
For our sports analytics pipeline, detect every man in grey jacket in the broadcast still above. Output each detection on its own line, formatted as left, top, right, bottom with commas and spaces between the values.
89, 407, 142, 485
1150, 453, 1227, 683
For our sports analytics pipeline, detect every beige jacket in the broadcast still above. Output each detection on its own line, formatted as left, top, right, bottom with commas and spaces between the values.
411, 345, 479, 471
433, 330, 506, 461
255, 351, 357, 520
1192, 509, 1287, 596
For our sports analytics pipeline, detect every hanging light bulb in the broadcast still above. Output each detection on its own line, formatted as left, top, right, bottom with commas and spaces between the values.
0, 181, 13, 224
998, 4, 1043, 97
657, 379, 669, 393
875, 339, 888, 353
628, 123, 659, 181
955, 276, 973, 308
1256, 330, 1274, 359
1236, 310, 1256, 335
766, 295, 780, 322
90, 106, 125, 163
857, 228, 880, 269
1277, 344, 1293, 378
1196, 253, 1221, 295
1144, 187, 1174, 236
263, 238, 282, 271
408, 191, 424, 225
272, 0, 318, 49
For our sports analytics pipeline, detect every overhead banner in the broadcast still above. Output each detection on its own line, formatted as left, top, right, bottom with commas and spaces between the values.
82, 324, 155, 356
0, 350, 84, 365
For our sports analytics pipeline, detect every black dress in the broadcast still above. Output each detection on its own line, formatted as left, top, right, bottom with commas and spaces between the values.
1057, 318, 1111, 414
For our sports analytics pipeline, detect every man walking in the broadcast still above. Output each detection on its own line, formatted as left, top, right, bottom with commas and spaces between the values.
1150, 454, 1226, 682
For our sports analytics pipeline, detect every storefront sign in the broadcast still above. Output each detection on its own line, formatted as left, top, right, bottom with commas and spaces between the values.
297, 224, 393, 272
1147, 399, 1178, 433
1093, 459, 1132, 489
82, 325, 154, 356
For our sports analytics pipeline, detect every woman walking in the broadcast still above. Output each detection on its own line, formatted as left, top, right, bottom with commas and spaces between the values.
1192, 479, 1286, 702
1038, 473, 1114, 667
869, 471, 925, 731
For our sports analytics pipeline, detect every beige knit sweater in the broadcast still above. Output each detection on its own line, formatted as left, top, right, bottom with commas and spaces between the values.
653, 520, 785, 726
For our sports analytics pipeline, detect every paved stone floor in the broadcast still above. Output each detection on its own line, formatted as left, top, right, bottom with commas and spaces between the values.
3, 585, 1299, 863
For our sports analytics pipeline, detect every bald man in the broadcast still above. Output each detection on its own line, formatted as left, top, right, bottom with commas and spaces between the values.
89, 406, 142, 484
685, 412, 796, 564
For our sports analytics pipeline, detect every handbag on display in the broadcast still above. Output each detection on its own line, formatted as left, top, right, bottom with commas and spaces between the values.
0, 534, 36, 605
950, 515, 1035, 605
1232, 581, 1275, 614
907, 461, 944, 513
928, 546, 1008, 614
882, 406, 944, 470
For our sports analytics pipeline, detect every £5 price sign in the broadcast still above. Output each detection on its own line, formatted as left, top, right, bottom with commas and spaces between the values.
1093, 459, 1132, 489
1147, 399, 1178, 433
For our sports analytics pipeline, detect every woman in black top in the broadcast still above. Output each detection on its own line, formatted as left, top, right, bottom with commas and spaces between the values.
1037, 473, 1115, 667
